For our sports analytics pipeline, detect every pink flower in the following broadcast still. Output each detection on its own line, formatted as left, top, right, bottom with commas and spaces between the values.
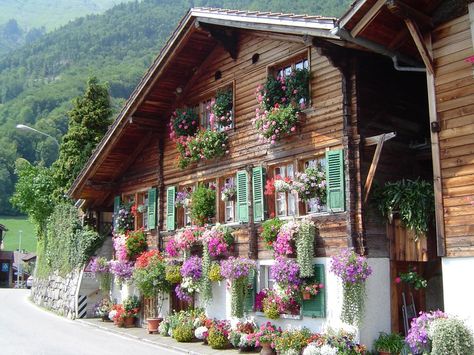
290, 126, 296, 132
395, 277, 401, 284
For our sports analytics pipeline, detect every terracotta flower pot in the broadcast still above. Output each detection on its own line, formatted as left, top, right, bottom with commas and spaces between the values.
147, 318, 161, 334
302, 291, 311, 300
260, 342, 275, 355
123, 316, 136, 328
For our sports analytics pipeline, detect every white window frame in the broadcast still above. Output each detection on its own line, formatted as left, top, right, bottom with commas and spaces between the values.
224, 177, 236, 223
303, 158, 327, 215
275, 163, 298, 218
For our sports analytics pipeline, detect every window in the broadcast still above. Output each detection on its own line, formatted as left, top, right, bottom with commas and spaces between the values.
223, 177, 236, 223
259, 265, 276, 291
275, 163, 298, 218
136, 191, 149, 229
304, 158, 327, 214
274, 54, 310, 107
183, 186, 193, 227
200, 98, 213, 130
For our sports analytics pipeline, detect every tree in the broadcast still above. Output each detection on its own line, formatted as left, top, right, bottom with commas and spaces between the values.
10, 159, 56, 238
52, 77, 112, 200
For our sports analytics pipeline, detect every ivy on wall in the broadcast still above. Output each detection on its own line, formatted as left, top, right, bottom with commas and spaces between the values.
36, 203, 104, 279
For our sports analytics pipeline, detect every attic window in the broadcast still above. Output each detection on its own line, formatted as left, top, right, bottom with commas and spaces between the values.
215, 70, 222, 81
252, 53, 260, 64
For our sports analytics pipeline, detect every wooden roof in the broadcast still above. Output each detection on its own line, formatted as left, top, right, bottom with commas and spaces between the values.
336, 0, 466, 67
68, 7, 338, 207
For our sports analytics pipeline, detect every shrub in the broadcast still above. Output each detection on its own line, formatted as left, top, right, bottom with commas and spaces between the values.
208, 327, 230, 349
430, 317, 474, 355
190, 185, 216, 226
373, 332, 405, 354
173, 323, 194, 342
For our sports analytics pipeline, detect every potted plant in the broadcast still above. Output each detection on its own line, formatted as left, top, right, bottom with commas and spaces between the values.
260, 218, 284, 249
207, 320, 231, 349
300, 281, 323, 300
122, 295, 140, 327
374, 332, 405, 355
94, 298, 112, 321
125, 229, 148, 260
190, 184, 216, 226
254, 322, 281, 355
275, 327, 312, 355
132, 250, 170, 333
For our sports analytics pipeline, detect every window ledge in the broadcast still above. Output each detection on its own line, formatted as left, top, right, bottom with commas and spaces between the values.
254, 311, 303, 320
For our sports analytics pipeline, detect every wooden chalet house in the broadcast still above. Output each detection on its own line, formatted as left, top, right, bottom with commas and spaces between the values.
69, 2, 473, 344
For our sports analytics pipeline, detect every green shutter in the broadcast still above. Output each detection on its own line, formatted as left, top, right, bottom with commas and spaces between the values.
326, 149, 345, 212
147, 188, 157, 230
113, 195, 121, 229
166, 186, 176, 231
244, 269, 256, 312
302, 264, 326, 318
252, 166, 265, 222
236, 170, 249, 223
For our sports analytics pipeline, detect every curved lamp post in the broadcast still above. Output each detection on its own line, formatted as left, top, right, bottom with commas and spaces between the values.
16, 124, 60, 148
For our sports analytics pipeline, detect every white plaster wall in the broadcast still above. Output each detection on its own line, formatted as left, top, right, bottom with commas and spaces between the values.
359, 258, 391, 348
442, 257, 474, 332
202, 280, 230, 319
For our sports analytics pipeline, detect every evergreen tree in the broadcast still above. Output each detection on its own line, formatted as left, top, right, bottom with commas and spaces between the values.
52, 77, 112, 200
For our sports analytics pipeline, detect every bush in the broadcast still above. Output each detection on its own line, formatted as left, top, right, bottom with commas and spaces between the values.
190, 185, 216, 226
207, 328, 230, 349
173, 323, 194, 342
430, 318, 474, 355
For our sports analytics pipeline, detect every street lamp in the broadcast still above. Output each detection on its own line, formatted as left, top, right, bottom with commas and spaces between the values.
16, 124, 60, 148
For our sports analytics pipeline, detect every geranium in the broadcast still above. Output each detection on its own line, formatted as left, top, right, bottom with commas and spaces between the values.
330, 249, 372, 326
406, 310, 447, 354
273, 175, 293, 192
135, 250, 162, 269
211, 88, 233, 130
398, 266, 427, 290
109, 304, 124, 322
301, 281, 324, 296
202, 225, 234, 258
255, 289, 267, 312
165, 226, 204, 257
195, 326, 208, 340
274, 220, 299, 256
125, 229, 148, 259
123, 295, 140, 318
169, 108, 199, 140
177, 129, 228, 169
254, 322, 282, 348
260, 217, 284, 248
270, 257, 301, 286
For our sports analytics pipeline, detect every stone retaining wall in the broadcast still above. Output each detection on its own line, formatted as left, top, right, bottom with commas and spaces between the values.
31, 268, 82, 319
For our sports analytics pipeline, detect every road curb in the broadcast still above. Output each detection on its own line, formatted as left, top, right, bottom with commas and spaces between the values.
75, 319, 202, 355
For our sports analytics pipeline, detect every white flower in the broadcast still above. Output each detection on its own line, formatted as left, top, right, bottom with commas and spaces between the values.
194, 326, 208, 340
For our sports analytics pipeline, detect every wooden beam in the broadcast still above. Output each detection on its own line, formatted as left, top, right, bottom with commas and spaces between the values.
386, 0, 433, 28
85, 180, 116, 190
404, 18, 434, 75
425, 33, 446, 257
387, 27, 409, 51
364, 131, 396, 146
364, 133, 390, 203
351, 0, 387, 37
198, 22, 238, 60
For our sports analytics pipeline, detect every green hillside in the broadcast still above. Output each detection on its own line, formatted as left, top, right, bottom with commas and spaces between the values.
0, 0, 352, 216
0, 216, 36, 252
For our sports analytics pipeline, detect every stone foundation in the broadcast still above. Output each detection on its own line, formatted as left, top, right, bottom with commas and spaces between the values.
31, 268, 82, 319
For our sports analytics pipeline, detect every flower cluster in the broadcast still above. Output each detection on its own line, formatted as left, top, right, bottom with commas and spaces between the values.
406, 310, 447, 354
125, 229, 148, 260
113, 234, 128, 261
254, 322, 282, 348
293, 166, 327, 204
396, 266, 427, 290
90, 256, 109, 273
301, 281, 324, 296
220, 180, 236, 201
175, 284, 193, 303
169, 108, 199, 140
260, 217, 284, 248
123, 295, 141, 318
165, 226, 204, 257
135, 250, 162, 269
109, 259, 134, 283
253, 69, 309, 145
175, 190, 191, 208
270, 257, 301, 286
228, 320, 258, 349
94, 298, 112, 317
181, 256, 202, 280
273, 220, 299, 256
330, 249, 372, 284
220, 257, 256, 280
177, 130, 228, 169
211, 88, 233, 130
114, 205, 134, 234
202, 225, 234, 258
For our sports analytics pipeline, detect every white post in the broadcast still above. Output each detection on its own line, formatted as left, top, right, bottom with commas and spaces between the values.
17, 230, 22, 288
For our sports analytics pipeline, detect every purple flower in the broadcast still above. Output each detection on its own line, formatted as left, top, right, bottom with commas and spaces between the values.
330, 249, 372, 284
109, 260, 134, 281
270, 257, 301, 286
90, 257, 109, 273
181, 256, 202, 280
175, 284, 193, 303
220, 257, 256, 280
406, 310, 447, 354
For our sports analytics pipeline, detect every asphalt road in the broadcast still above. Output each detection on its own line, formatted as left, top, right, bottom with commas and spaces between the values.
0, 289, 182, 355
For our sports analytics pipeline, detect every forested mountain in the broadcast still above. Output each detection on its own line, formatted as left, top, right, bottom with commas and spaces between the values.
0, 0, 351, 215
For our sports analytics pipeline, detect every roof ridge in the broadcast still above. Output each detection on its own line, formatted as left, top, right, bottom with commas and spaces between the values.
190, 7, 335, 21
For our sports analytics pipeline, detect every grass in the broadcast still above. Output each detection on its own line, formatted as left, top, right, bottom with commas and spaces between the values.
0, 216, 37, 252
